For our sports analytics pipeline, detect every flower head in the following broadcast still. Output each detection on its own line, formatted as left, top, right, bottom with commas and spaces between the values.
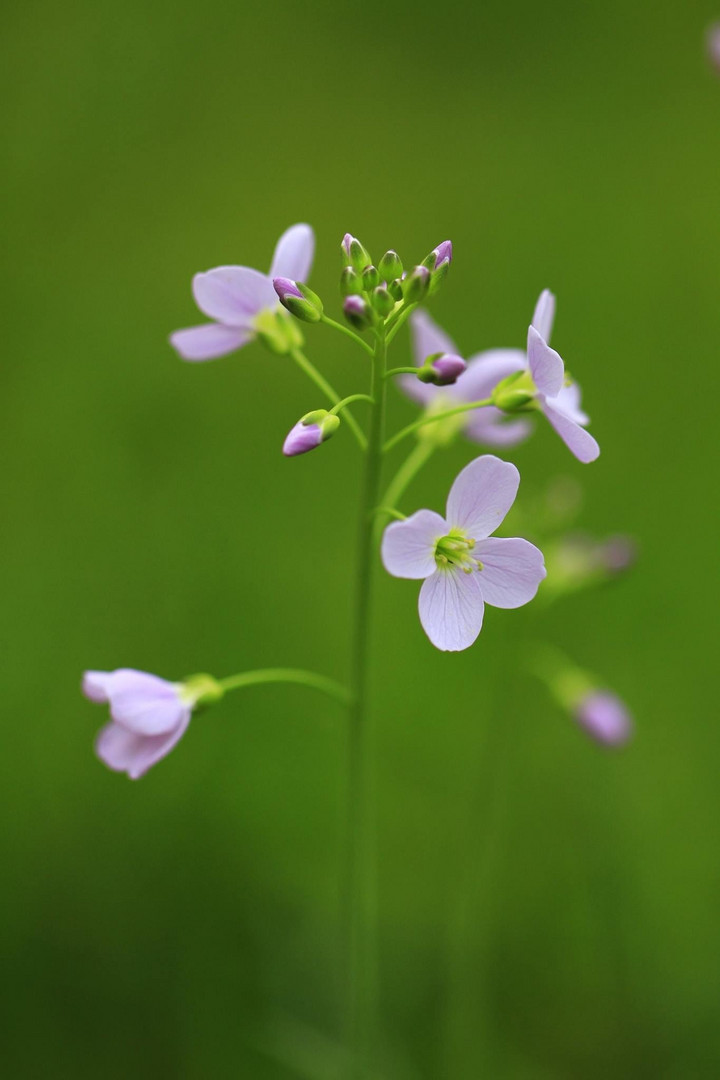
400, 310, 532, 447
83, 668, 219, 778
494, 290, 599, 463
170, 224, 315, 361
574, 689, 633, 746
382, 455, 546, 650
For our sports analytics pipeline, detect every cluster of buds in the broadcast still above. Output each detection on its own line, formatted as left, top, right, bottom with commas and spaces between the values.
339, 234, 452, 332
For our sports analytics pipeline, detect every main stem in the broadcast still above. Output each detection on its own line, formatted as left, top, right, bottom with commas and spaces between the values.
345, 324, 387, 1076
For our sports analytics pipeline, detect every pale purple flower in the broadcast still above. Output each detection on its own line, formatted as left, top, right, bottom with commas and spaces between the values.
523, 290, 600, 463
170, 224, 315, 361
707, 23, 720, 72
84, 669, 195, 778
574, 690, 633, 746
400, 310, 532, 447
382, 455, 546, 651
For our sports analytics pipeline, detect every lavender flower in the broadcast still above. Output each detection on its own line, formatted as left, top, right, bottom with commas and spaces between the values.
83, 669, 201, 778
382, 455, 546, 651
495, 290, 600, 463
400, 310, 532, 447
707, 23, 720, 72
170, 224, 315, 361
574, 690, 633, 746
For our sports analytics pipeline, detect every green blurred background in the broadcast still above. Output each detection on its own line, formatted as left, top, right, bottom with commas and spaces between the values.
3, 0, 719, 1075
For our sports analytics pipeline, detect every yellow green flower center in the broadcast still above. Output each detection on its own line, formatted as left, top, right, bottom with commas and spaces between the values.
434, 529, 483, 574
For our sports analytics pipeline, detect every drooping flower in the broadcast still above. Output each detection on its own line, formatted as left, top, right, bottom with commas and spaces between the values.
494, 291, 600, 463
574, 689, 633, 746
399, 310, 532, 447
84, 668, 219, 778
170, 224, 315, 361
381, 455, 546, 650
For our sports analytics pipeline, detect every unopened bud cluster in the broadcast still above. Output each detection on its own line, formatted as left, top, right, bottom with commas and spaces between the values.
339, 233, 452, 331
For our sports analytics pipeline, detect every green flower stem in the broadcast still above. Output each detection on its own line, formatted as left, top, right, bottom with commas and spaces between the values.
373, 440, 436, 544
382, 397, 494, 453
373, 506, 407, 522
384, 366, 422, 379
290, 348, 368, 451
345, 324, 388, 1076
218, 668, 351, 705
320, 314, 375, 357
385, 302, 418, 345
330, 394, 375, 416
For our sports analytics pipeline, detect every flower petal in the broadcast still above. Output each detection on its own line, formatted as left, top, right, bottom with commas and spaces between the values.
269, 223, 315, 283
169, 323, 252, 361
474, 537, 546, 608
457, 349, 527, 403
551, 381, 588, 425
418, 568, 485, 651
527, 325, 564, 397
95, 715, 191, 779
410, 309, 458, 365
82, 670, 113, 703
87, 668, 186, 736
541, 399, 600, 463
464, 408, 532, 448
381, 510, 447, 579
193, 267, 276, 324
445, 455, 520, 539
531, 289, 556, 343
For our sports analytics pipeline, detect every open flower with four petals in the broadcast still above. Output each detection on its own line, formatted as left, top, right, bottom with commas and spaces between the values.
170, 224, 314, 361
382, 455, 546, 651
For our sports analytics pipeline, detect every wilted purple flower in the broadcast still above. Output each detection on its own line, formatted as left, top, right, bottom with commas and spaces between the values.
84, 669, 196, 778
574, 690, 633, 746
400, 310, 532, 447
707, 23, 720, 72
170, 224, 314, 361
382, 455, 546, 651
523, 290, 599, 463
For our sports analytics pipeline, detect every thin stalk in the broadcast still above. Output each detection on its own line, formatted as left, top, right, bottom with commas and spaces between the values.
320, 314, 375, 357
290, 347, 368, 450
330, 394, 375, 416
382, 397, 493, 453
385, 302, 417, 345
344, 324, 387, 1076
218, 668, 351, 706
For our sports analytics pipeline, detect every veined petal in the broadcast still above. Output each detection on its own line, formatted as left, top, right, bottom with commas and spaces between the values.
169, 323, 252, 361
464, 408, 532, 448
193, 266, 277, 324
410, 309, 458, 366
269, 223, 315, 283
531, 289, 556, 344
381, 510, 447, 579
445, 455, 520, 539
527, 325, 564, 397
457, 349, 527, 403
542, 399, 600, 463
475, 537, 546, 608
418, 568, 485, 651
84, 668, 186, 736
95, 714, 191, 780
551, 381, 588, 425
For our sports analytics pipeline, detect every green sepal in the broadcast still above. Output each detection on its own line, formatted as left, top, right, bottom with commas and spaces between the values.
378, 250, 403, 281
347, 237, 372, 272
255, 310, 304, 354
181, 673, 225, 709
362, 265, 380, 291
301, 409, 341, 441
388, 278, 404, 302
280, 283, 324, 323
402, 266, 430, 303
491, 371, 538, 412
340, 267, 363, 296
371, 285, 395, 317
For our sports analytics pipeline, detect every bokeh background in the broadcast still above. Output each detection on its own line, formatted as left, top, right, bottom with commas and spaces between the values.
3, 0, 719, 1075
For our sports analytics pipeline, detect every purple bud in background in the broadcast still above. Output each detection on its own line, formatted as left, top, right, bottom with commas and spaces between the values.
574, 691, 633, 747
343, 294, 373, 330
341, 233, 354, 258
273, 277, 304, 302
431, 353, 467, 384
600, 535, 637, 574
707, 23, 720, 72
283, 420, 323, 457
431, 240, 453, 269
